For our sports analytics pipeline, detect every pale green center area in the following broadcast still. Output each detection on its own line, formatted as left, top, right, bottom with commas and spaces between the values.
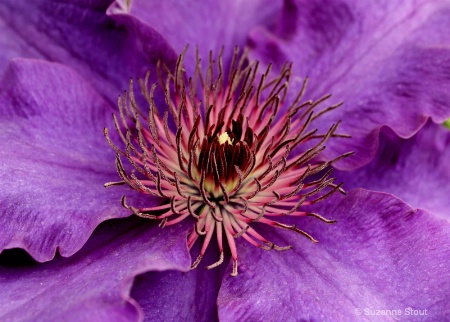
444, 118, 450, 130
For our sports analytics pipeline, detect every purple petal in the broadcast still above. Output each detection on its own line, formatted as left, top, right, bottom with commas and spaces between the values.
218, 189, 450, 321
0, 59, 147, 261
335, 121, 450, 220
110, 0, 283, 69
0, 217, 191, 322
249, 0, 450, 169
0, 0, 178, 103
131, 244, 225, 321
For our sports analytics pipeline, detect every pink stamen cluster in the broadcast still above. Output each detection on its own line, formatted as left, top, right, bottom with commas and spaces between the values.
105, 48, 351, 276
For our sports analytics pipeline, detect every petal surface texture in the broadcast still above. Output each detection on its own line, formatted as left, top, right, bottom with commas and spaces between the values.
130, 244, 225, 321
249, 0, 450, 169
218, 189, 450, 321
0, 217, 190, 322
0, 0, 177, 103
336, 121, 450, 220
0, 60, 145, 261
112, 0, 283, 69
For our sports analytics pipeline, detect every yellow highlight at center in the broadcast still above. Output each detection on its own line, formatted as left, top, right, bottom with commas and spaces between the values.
218, 132, 233, 145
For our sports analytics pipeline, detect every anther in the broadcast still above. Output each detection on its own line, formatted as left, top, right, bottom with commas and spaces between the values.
190, 255, 203, 269
206, 252, 224, 269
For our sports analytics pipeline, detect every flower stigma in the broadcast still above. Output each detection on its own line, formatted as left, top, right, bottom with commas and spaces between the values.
218, 132, 233, 145
104, 47, 352, 276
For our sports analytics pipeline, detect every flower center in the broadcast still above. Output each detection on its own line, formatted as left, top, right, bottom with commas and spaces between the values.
104, 47, 352, 276
197, 116, 256, 200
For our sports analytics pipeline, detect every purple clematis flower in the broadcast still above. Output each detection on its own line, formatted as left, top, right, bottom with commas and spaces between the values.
1, 0, 450, 321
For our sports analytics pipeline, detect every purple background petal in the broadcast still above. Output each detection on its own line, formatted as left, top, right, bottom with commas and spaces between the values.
335, 121, 450, 220
249, 0, 450, 169
0, 59, 150, 261
0, 0, 178, 103
0, 217, 191, 322
218, 189, 450, 321
131, 243, 227, 322
113, 0, 283, 71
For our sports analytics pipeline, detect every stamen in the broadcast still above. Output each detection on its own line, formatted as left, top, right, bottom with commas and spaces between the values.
104, 181, 125, 188
190, 255, 203, 269
307, 212, 337, 224
174, 173, 187, 198
195, 221, 207, 236
272, 244, 293, 251
159, 217, 168, 228
176, 128, 186, 172
275, 222, 319, 243
233, 225, 249, 238
105, 47, 352, 276
163, 111, 175, 148
104, 128, 125, 156
170, 196, 180, 215
231, 259, 238, 277
206, 252, 224, 270
211, 207, 223, 222
156, 171, 171, 198
251, 206, 266, 222
187, 197, 199, 219
199, 171, 216, 208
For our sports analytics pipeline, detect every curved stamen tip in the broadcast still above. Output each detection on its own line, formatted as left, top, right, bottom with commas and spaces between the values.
190, 254, 203, 270
206, 252, 224, 270
273, 244, 293, 251
231, 259, 238, 277
104, 181, 125, 188
307, 213, 337, 224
